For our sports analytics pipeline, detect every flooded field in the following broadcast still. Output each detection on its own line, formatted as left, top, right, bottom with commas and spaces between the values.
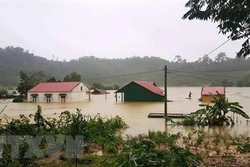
1, 87, 250, 136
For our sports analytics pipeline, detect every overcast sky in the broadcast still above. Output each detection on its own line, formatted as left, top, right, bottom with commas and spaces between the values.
0, 0, 243, 62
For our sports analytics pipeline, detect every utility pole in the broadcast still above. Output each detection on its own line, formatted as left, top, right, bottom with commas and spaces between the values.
164, 65, 167, 117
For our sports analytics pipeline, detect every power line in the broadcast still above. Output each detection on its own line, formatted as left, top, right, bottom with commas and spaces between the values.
206, 39, 231, 56
84, 69, 164, 81
178, 38, 231, 70
170, 69, 246, 80
82, 66, 248, 83
169, 71, 222, 84
187, 68, 250, 73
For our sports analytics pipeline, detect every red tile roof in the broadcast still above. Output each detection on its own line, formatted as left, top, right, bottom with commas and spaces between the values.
28, 82, 80, 92
134, 81, 164, 96
201, 86, 225, 95
116, 81, 164, 97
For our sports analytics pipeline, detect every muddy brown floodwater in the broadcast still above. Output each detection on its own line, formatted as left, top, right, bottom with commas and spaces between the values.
1, 87, 250, 137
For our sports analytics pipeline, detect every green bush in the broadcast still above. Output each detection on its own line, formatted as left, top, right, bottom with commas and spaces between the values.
12, 97, 24, 103
111, 134, 202, 167
237, 143, 250, 153
0, 106, 129, 166
182, 116, 196, 126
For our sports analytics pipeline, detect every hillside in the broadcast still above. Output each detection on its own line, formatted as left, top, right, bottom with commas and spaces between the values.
1, 46, 250, 88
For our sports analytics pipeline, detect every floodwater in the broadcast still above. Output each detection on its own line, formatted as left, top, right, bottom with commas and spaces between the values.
1, 87, 250, 137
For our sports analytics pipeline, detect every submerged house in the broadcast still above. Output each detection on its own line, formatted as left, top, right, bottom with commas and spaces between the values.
27, 82, 89, 103
200, 86, 225, 102
91, 89, 109, 95
115, 81, 164, 102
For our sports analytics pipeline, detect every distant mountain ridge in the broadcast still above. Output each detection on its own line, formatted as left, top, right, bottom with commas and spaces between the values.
1, 46, 250, 88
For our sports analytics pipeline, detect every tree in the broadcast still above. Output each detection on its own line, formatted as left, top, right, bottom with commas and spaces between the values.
221, 78, 233, 87
91, 83, 119, 90
173, 55, 186, 64
236, 74, 250, 87
17, 71, 50, 97
47, 77, 58, 82
31, 71, 49, 83
113, 84, 120, 90
91, 83, 102, 89
237, 80, 245, 87
0, 89, 8, 98
63, 72, 81, 82
4, 45, 250, 87
17, 71, 35, 97
198, 55, 212, 64
174, 55, 182, 63
215, 52, 229, 63
183, 0, 250, 58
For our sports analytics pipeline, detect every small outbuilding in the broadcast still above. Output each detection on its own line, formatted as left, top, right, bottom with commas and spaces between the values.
27, 82, 89, 103
115, 81, 164, 102
200, 86, 225, 102
91, 89, 109, 95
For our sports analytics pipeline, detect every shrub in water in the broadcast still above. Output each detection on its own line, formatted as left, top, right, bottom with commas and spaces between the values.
12, 97, 23, 103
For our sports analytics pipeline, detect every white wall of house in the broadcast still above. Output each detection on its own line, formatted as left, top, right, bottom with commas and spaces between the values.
27, 82, 89, 103
70, 82, 89, 102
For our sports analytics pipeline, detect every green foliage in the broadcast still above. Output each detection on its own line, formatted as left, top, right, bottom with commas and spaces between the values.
181, 116, 196, 126
3, 46, 250, 87
113, 84, 119, 90
0, 105, 129, 166
236, 74, 250, 87
221, 79, 233, 87
17, 70, 51, 97
57, 111, 128, 152
16, 71, 31, 96
0, 88, 9, 98
0, 105, 206, 167
63, 72, 81, 82
112, 133, 202, 167
47, 77, 59, 82
179, 96, 249, 127
0, 88, 15, 99
183, 0, 250, 57
213, 134, 222, 146
195, 131, 205, 147
237, 142, 250, 153
12, 96, 24, 102
148, 131, 182, 147
91, 82, 119, 90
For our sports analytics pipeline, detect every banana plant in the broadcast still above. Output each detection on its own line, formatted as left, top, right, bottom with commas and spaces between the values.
188, 95, 249, 127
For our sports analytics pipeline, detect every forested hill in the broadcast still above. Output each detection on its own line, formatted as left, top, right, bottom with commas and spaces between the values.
1, 46, 250, 88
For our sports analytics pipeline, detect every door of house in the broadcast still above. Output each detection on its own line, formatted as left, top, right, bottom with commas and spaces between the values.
31, 94, 38, 102
61, 96, 66, 103
32, 97, 37, 102
46, 97, 52, 103
45, 94, 52, 103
